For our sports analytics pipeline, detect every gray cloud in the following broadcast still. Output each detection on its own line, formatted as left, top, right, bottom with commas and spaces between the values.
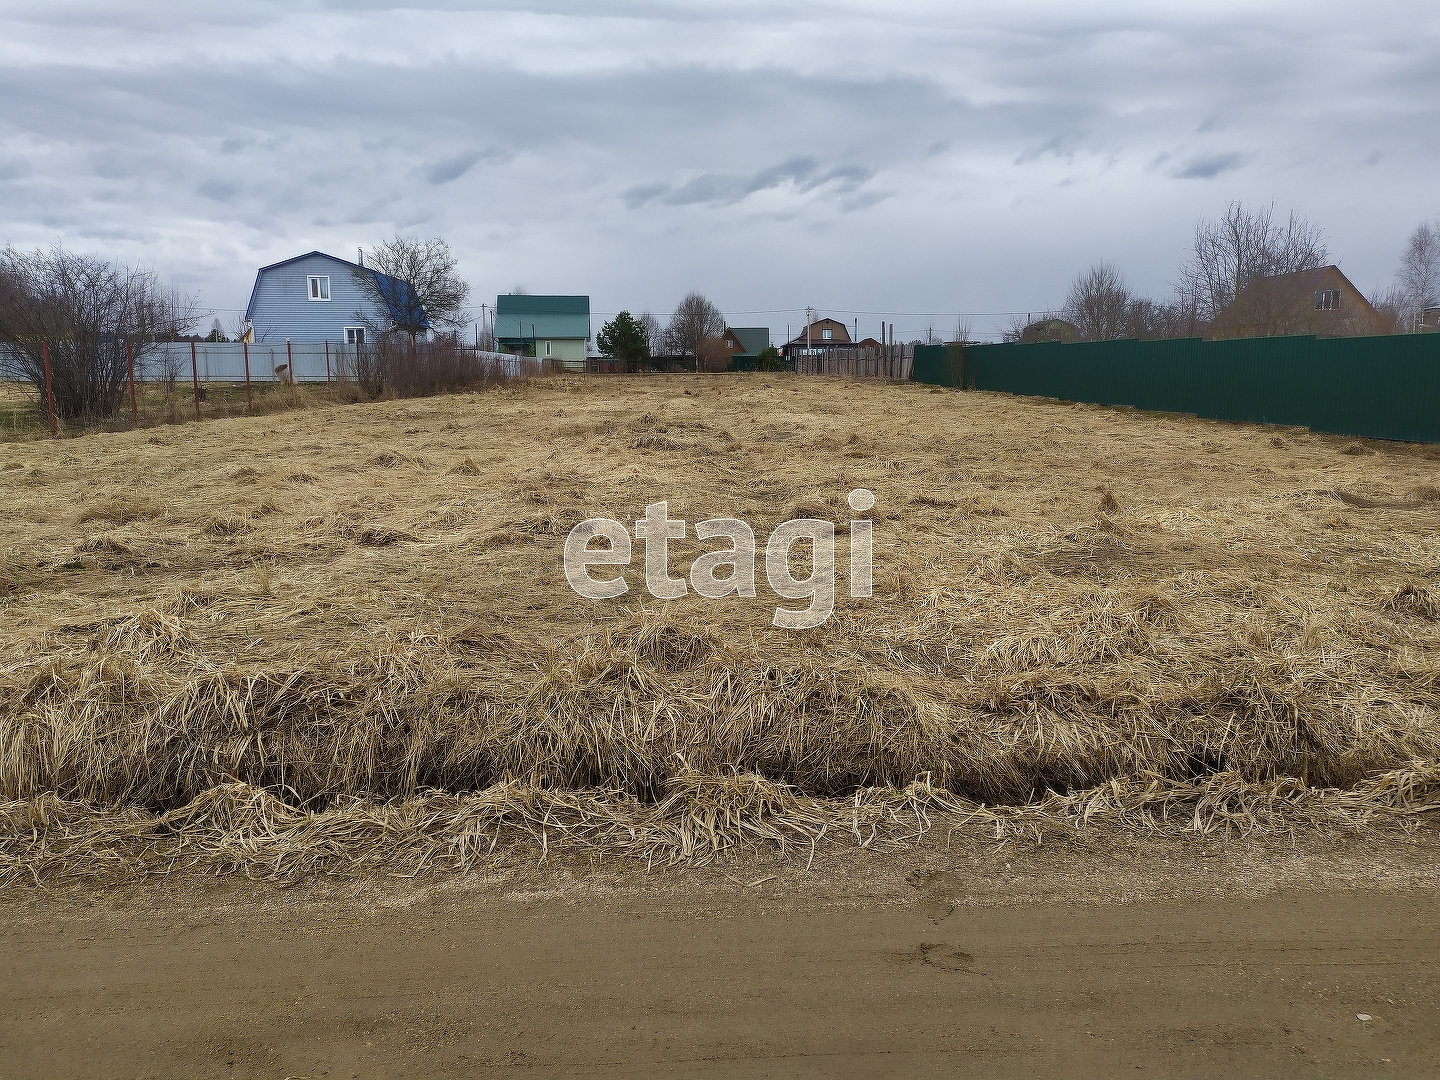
1172, 152, 1249, 180
625, 157, 876, 209
197, 180, 239, 202
1014, 134, 1084, 167
426, 152, 483, 185
0, 2, 1435, 340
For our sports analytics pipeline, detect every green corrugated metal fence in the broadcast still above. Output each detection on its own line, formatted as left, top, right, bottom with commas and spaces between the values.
913, 334, 1440, 443
911, 342, 965, 387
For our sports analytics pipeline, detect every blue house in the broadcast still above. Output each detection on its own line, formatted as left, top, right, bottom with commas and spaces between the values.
243, 251, 425, 345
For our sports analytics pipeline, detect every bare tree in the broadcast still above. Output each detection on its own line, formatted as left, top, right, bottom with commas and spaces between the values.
1063, 261, 1134, 341
696, 335, 733, 372
638, 312, 664, 356
0, 246, 199, 420
354, 236, 471, 343
1396, 220, 1440, 331
224, 313, 251, 342
1124, 294, 1205, 341
1369, 285, 1408, 335
663, 292, 726, 359
1179, 202, 1328, 324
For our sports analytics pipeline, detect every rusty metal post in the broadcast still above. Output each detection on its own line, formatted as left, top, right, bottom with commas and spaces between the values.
126, 340, 138, 424
286, 340, 294, 385
190, 340, 200, 418
42, 341, 57, 436
242, 340, 253, 411
325, 340, 331, 385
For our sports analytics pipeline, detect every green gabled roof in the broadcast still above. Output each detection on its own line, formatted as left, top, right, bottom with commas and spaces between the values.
730, 327, 769, 356
495, 294, 590, 341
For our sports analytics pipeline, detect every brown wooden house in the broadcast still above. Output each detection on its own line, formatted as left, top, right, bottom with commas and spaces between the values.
783, 318, 851, 355
1210, 265, 1387, 339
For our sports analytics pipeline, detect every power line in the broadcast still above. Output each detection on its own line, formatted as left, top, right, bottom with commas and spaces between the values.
208, 302, 1052, 322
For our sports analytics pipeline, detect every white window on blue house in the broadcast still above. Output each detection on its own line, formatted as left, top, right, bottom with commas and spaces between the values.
344, 326, 366, 346
308, 275, 331, 301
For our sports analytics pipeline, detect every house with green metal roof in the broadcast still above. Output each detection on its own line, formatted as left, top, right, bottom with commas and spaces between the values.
717, 327, 771, 369
495, 294, 590, 367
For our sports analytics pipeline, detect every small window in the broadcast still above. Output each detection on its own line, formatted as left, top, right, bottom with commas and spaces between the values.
308, 275, 331, 301
545, 341, 552, 357
1314, 289, 1340, 311
727, 338, 735, 349
822, 327, 833, 340
344, 326, 365, 345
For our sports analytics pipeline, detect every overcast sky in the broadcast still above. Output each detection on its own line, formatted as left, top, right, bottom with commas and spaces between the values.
3, 0, 1437, 341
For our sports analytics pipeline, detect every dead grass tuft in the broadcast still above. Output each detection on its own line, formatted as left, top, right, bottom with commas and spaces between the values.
1385, 584, 1440, 622
73, 494, 160, 525
200, 513, 251, 538
356, 526, 417, 546
74, 535, 132, 556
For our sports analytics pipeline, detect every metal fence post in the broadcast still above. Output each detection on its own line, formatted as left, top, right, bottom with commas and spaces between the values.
325, 341, 331, 385
286, 340, 294, 385
42, 341, 57, 436
190, 340, 200, 418
242, 340, 253, 411
126, 340, 137, 424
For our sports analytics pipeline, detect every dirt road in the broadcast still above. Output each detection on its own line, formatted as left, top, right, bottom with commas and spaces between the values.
5, 869, 1439, 1079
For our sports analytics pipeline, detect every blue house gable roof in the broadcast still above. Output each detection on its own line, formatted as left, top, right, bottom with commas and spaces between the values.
244, 251, 428, 344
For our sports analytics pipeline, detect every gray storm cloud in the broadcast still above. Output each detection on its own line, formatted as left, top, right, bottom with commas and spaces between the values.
0, 1, 1435, 338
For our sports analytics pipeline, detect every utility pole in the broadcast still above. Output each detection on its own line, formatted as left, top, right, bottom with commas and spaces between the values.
806, 306, 813, 354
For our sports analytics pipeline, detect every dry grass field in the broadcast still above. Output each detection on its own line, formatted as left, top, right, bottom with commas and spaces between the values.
2, 373, 1439, 883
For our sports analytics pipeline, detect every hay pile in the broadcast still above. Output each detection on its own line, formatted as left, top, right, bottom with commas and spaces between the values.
2, 374, 1439, 881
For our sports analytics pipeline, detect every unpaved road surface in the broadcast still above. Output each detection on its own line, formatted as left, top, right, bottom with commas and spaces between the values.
4, 870, 1439, 1079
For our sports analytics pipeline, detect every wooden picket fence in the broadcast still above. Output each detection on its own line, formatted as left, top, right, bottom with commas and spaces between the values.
793, 347, 912, 380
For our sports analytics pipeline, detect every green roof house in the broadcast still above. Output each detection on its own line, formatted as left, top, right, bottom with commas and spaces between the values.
719, 326, 770, 370
495, 294, 590, 367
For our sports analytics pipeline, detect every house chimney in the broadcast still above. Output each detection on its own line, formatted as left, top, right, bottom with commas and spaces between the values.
357, 248, 364, 268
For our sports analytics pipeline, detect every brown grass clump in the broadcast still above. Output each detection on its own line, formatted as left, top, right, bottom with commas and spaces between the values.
356, 526, 417, 546
2, 374, 1439, 881
1385, 584, 1440, 622
73, 492, 161, 525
